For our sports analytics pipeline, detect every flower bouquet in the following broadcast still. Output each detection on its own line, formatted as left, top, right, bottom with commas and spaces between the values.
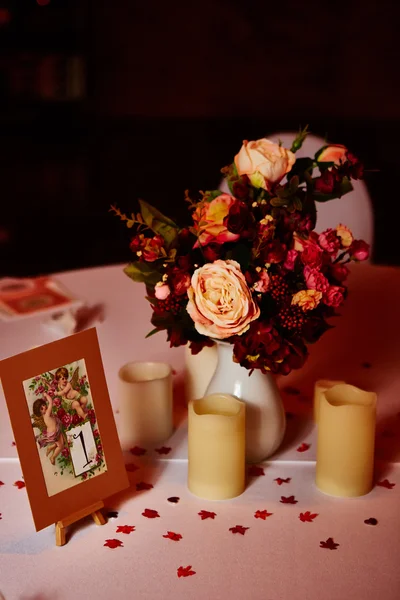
112, 129, 369, 377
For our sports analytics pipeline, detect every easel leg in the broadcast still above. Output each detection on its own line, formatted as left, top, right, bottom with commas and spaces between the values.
55, 500, 106, 546
55, 522, 66, 546
92, 509, 106, 526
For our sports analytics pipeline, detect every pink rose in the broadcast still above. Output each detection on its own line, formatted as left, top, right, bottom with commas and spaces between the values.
254, 269, 270, 293
317, 144, 347, 164
303, 266, 329, 293
318, 229, 340, 254
72, 414, 80, 425
154, 282, 171, 300
336, 224, 353, 248
284, 249, 298, 271
62, 413, 72, 428
291, 289, 322, 311
350, 239, 369, 261
61, 448, 70, 458
52, 397, 61, 407
323, 286, 345, 307
186, 260, 260, 339
193, 194, 240, 248
234, 139, 296, 191
330, 263, 349, 282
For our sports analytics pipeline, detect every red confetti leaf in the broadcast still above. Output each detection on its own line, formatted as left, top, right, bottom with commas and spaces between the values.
155, 446, 172, 455
11, 441, 16, 447
125, 463, 139, 472
177, 565, 196, 578
377, 479, 396, 489
0, 481, 4, 486
136, 481, 154, 491
163, 531, 182, 541
116, 525, 135, 534
299, 511, 318, 522
280, 495, 298, 504
247, 465, 265, 477
320, 537, 339, 550
142, 508, 160, 519
104, 538, 124, 549
0, 513, 2, 519
198, 510, 216, 520
229, 525, 249, 535
274, 477, 291, 486
129, 446, 146, 456
13, 480, 25, 489
297, 443, 310, 453
254, 510, 273, 520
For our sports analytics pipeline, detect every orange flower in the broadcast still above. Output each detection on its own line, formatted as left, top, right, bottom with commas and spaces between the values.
336, 224, 353, 248
291, 289, 322, 311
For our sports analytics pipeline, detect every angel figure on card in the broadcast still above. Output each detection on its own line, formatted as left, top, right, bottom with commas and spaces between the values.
55, 366, 88, 418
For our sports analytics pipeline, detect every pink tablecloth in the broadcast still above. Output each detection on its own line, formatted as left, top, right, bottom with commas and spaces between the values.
0, 263, 400, 599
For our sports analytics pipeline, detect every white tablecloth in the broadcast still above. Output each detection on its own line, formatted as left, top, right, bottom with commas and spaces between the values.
0, 263, 400, 599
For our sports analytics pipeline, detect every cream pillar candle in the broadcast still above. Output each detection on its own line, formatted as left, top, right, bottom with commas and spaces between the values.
184, 343, 218, 404
117, 361, 173, 450
316, 384, 377, 497
313, 379, 345, 423
188, 394, 245, 500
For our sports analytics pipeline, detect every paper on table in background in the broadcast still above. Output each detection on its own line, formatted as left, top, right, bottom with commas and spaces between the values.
0, 276, 82, 321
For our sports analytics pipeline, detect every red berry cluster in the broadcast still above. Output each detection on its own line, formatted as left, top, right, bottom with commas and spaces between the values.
278, 305, 307, 332
269, 275, 289, 302
157, 294, 185, 315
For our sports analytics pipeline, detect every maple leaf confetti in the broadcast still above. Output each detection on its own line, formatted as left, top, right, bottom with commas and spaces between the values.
285, 412, 295, 420
299, 511, 318, 522
247, 465, 265, 477
163, 531, 182, 541
320, 537, 339, 550
377, 479, 395, 489
297, 443, 310, 453
11, 441, 16, 447
155, 446, 172, 455
177, 565, 196, 578
129, 446, 146, 456
136, 482, 154, 491
125, 463, 139, 472
274, 477, 291, 485
168, 496, 180, 504
280, 495, 298, 504
104, 539, 124, 549
0, 481, 4, 486
198, 510, 216, 520
364, 518, 378, 526
142, 508, 160, 519
254, 510, 273, 520
229, 525, 249, 535
13, 481, 25, 489
116, 525, 135, 534
107, 511, 119, 519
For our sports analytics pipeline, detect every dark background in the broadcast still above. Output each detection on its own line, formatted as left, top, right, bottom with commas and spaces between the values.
1, 0, 400, 277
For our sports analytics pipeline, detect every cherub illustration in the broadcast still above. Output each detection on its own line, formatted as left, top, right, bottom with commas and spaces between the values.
54, 366, 88, 418
32, 392, 64, 465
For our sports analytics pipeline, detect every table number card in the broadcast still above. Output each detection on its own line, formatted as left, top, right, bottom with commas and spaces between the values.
69, 421, 99, 477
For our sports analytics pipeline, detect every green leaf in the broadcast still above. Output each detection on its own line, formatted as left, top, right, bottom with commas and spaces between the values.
145, 295, 158, 305
124, 262, 161, 287
139, 200, 179, 247
145, 328, 160, 339
293, 196, 303, 211
270, 196, 287, 207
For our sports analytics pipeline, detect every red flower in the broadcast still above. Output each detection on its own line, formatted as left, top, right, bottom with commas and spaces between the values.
13, 480, 25, 489
198, 510, 216, 520
254, 510, 273, 520
177, 565, 196, 578
247, 465, 265, 477
125, 463, 139, 472
155, 446, 172, 455
57, 407, 66, 419
297, 443, 310, 453
61, 448, 70, 458
167, 327, 188, 348
377, 479, 395, 489
303, 267, 329, 293
163, 531, 182, 541
323, 286, 345, 308
299, 511, 318, 522
318, 229, 340, 254
130, 233, 165, 262
170, 269, 191, 296
129, 446, 146, 456
344, 152, 364, 179
330, 263, 349, 282
320, 537, 339, 550
301, 244, 322, 269
280, 495, 298, 504
274, 477, 291, 485
142, 508, 160, 518
61, 413, 72, 428
314, 169, 336, 194
225, 200, 253, 235
136, 482, 153, 491
72, 413, 81, 425
203, 243, 222, 262
116, 525, 135, 534
229, 525, 249, 535
265, 240, 286, 264
87, 409, 96, 425
104, 538, 124, 549
350, 239, 369, 261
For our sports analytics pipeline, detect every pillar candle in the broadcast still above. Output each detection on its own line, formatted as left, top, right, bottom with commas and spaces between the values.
188, 394, 245, 500
313, 379, 345, 423
117, 361, 173, 450
316, 384, 377, 497
184, 343, 218, 404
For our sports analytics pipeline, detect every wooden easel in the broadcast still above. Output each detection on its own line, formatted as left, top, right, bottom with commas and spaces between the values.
55, 500, 106, 546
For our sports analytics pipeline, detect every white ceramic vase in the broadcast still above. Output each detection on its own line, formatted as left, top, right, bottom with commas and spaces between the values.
205, 341, 286, 463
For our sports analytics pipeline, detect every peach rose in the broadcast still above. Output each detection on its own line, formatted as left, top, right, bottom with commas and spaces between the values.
193, 194, 240, 248
317, 144, 347, 164
186, 260, 260, 339
336, 223, 353, 248
291, 289, 322, 311
234, 139, 296, 191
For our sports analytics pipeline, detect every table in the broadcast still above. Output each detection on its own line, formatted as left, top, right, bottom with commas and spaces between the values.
1, 263, 400, 599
